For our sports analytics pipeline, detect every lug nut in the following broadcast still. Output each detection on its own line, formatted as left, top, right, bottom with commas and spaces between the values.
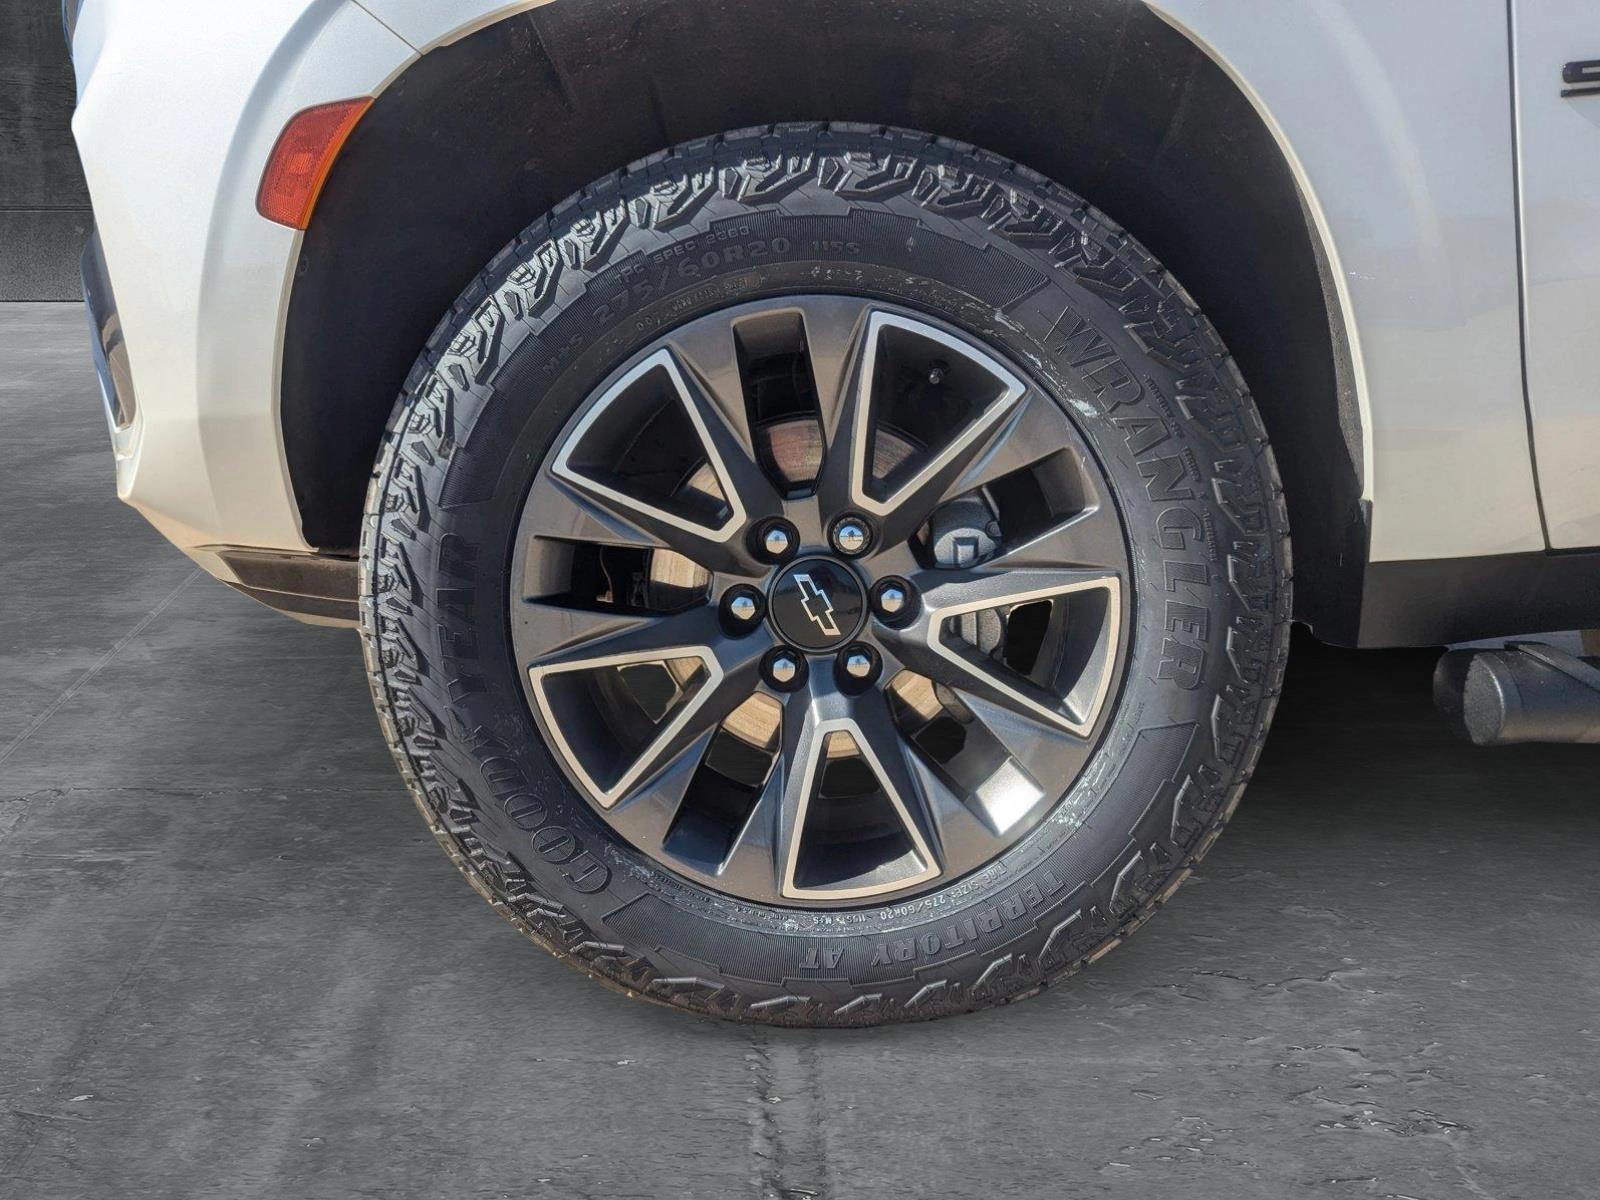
724, 587, 762, 628
830, 517, 870, 557
873, 579, 913, 621
836, 644, 880, 690
765, 651, 801, 688
759, 521, 796, 562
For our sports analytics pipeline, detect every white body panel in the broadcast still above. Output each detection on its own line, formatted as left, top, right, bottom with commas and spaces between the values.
1511, 0, 1600, 548
1150, 0, 1544, 561
71, 0, 413, 555
70, 0, 1600, 574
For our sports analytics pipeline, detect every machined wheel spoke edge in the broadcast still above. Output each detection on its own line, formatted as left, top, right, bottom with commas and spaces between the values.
516, 596, 728, 669
518, 598, 773, 809
814, 310, 1028, 544
886, 568, 1123, 736
985, 502, 1127, 574
939, 389, 1081, 504
768, 689, 942, 902
548, 347, 780, 573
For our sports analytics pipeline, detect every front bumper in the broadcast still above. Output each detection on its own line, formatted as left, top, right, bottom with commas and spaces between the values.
82, 233, 361, 626
69, 0, 413, 563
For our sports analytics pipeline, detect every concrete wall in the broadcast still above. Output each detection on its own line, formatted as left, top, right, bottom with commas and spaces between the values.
1, 0, 90, 301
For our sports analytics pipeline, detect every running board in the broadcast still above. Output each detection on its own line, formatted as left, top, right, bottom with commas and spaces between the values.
1433, 643, 1600, 746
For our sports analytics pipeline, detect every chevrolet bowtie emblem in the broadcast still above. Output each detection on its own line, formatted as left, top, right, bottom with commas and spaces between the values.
794, 573, 841, 637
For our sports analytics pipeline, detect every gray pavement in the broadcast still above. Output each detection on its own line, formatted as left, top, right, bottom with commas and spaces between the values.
2, 302, 1598, 1200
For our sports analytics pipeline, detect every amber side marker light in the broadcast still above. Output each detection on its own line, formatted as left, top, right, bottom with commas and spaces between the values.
257, 98, 372, 229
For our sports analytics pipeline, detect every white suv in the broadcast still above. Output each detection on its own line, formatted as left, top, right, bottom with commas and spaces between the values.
67, 0, 1600, 1024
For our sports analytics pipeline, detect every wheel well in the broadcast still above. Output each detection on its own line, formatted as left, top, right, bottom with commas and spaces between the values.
282, 0, 1365, 638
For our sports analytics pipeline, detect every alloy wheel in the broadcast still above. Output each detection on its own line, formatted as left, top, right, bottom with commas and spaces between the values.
510, 296, 1130, 906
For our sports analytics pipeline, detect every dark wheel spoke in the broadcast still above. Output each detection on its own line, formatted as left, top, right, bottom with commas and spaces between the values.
517, 597, 725, 670
713, 769, 786, 902
882, 567, 1123, 735
987, 501, 1127, 574
940, 390, 1080, 502
844, 686, 946, 876
795, 296, 879, 473
885, 627, 1079, 732
658, 319, 754, 448
663, 347, 788, 528
521, 469, 684, 556
767, 688, 827, 902
603, 726, 719, 851
532, 466, 757, 576
815, 310, 1028, 547
517, 598, 772, 808
914, 563, 1123, 615
765, 684, 941, 901
610, 670, 757, 808
548, 347, 783, 575
956, 690, 1096, 799
908, 749, 1023, 881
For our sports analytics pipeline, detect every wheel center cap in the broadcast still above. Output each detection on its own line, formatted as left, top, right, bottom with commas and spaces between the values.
769, 557, 865, 651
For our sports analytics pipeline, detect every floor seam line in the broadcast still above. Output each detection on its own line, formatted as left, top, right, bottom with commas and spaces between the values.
0, 567, 201, 773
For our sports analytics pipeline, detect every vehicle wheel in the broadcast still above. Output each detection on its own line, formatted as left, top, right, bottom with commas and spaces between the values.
360, 123, 1290, 1026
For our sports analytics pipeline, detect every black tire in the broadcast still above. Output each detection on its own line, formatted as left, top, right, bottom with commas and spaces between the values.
359, 123, 1291, 1026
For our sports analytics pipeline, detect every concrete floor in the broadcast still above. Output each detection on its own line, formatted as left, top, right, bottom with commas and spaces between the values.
2, 302, 1598, 1200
